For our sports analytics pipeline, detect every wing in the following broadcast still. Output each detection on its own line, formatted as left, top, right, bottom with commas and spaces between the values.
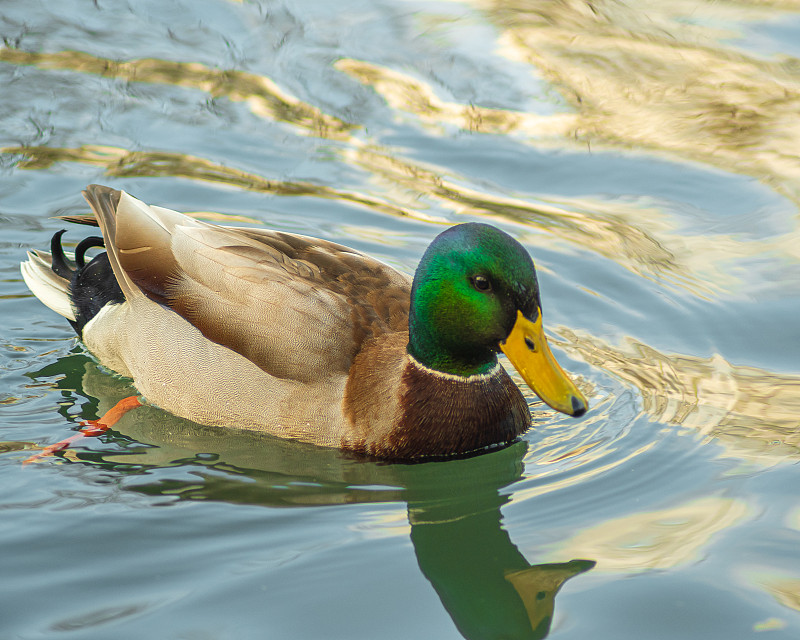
82, 185, 412, 383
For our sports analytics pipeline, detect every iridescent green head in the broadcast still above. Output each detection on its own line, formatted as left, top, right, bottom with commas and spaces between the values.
408, 223, 587, 417
409, 223, 539, 375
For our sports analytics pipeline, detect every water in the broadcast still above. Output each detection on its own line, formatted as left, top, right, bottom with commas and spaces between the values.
2, 1, 800, 638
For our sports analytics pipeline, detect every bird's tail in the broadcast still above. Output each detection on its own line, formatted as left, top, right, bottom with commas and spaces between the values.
20, 232, 76, 321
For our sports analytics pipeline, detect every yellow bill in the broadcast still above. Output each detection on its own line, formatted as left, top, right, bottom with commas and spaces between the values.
500, 309, 588, 416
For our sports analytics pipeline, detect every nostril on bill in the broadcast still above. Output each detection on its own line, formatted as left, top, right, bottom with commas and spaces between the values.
571, 395, 587, 417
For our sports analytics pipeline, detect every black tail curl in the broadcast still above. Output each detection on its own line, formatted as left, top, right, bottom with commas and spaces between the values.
75, 236, 107, 267
50, 229, 73, 279
49, 230, 125, 336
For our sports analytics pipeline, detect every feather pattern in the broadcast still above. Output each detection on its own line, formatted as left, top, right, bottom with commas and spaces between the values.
20, 250, 76, 321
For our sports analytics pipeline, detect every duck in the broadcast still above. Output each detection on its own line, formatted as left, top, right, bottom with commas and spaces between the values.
21, 185, 587, 460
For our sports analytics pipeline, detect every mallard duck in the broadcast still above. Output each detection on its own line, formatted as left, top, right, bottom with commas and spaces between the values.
21, 185, 587, 459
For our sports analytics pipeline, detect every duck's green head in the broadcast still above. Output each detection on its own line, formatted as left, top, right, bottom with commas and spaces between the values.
408, 223, 587, 417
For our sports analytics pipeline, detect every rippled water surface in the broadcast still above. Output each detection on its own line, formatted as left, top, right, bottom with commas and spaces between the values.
2, 1, 800, 638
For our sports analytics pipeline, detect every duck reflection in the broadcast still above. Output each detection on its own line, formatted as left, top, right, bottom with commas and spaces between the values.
22, 352, 595, 640
406, 470, 594, 639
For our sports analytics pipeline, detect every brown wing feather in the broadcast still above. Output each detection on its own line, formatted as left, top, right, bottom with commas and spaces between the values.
55, 214, 99, 227
233, 227, 412, 338
81, 185, 139, 300
80, 186, 413, 383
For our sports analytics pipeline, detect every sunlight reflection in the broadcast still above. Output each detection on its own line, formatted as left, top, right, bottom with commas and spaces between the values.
335, 57, 577, 139
553, 496, 750, 571
476, 0, 800, 205
2, 144, 416, 219
558, 328, 800, 463
512, 442, 657, 503
759, 578, 800, 613
0, 48, 353, 139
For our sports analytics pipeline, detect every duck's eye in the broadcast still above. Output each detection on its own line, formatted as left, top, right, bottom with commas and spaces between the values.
472, 275, 492, 292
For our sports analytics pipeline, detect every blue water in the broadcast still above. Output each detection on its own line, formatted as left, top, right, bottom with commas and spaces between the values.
2, 1, 800, 638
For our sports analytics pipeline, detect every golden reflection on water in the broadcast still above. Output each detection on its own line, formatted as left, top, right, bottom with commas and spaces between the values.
553, 496, 750, 571
336, 0, 800, 206
2, 143, 416, 220
558, 328, 800, 462
473, 0, 800, 205
513, 441, 658, 502
791, 508, 800, 531
335, 58, 577, 139
747, 567, 800, 628
0, 48, 352, 139
759, 578, 800, 613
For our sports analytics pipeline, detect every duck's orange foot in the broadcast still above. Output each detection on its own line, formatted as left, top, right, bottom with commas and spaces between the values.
23, 395, 144, 465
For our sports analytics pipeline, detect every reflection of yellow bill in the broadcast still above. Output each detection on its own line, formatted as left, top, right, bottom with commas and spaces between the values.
501, 310, 588, 416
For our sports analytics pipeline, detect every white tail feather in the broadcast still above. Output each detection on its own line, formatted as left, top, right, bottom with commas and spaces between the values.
20, 251, 76, 321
